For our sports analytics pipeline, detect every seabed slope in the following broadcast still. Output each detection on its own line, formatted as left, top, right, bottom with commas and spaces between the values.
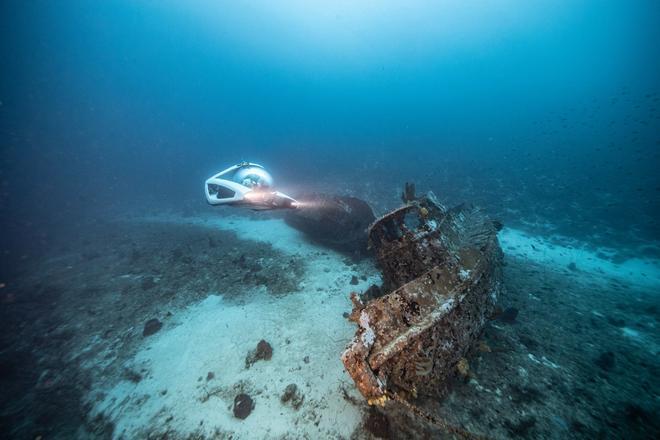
0, 212, 658, 439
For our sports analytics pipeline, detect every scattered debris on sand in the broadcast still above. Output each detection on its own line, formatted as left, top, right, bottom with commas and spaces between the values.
3, 211, 658, 439
245, 339, 273, 368
280, 383, 305, 410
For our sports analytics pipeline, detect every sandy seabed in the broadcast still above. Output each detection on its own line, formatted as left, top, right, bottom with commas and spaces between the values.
90, 215, 381, 439
2, 211, 658, 439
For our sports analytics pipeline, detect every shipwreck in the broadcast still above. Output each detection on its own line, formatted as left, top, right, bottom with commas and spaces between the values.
342, 186, 504, 417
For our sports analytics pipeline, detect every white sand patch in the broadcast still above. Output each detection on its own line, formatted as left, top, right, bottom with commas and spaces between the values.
499, 228, 660, 288
621, 327, 641, 339
619, 327, 660, 356
92, 214, 379, 438
145, 213, 319, 257
527, 353, 561, 369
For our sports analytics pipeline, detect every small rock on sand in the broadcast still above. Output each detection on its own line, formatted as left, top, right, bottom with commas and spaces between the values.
141, 276, 157, 290
498, 307, 519, 324
143, 318, 162, 337
233, 393, 254, 419
595, 351, 615, 371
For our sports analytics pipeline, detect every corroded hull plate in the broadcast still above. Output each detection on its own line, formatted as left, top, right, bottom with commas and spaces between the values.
342, 194, 504, 402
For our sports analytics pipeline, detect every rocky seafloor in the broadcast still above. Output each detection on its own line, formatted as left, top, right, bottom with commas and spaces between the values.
0, 211, 658, 439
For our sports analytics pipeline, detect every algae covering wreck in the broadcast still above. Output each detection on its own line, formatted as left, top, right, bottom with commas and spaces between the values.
342, 188, 504, 427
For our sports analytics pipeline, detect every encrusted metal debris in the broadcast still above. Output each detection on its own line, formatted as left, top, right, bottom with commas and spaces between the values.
342, 190, 504, 404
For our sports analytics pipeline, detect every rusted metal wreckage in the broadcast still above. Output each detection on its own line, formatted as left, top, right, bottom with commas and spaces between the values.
342, 187, 504, 414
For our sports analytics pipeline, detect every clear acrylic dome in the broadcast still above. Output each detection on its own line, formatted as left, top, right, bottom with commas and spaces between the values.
232, 165, 274, 188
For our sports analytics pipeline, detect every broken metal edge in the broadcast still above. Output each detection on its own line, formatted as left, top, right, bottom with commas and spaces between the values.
343, 195, 503, 405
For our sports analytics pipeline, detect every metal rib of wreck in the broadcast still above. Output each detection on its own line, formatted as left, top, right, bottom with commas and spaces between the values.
342, 191, 504, 404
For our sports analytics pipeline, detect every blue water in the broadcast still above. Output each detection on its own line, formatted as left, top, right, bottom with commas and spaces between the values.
1, 1, 659, 438
2, 1, 659, 246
